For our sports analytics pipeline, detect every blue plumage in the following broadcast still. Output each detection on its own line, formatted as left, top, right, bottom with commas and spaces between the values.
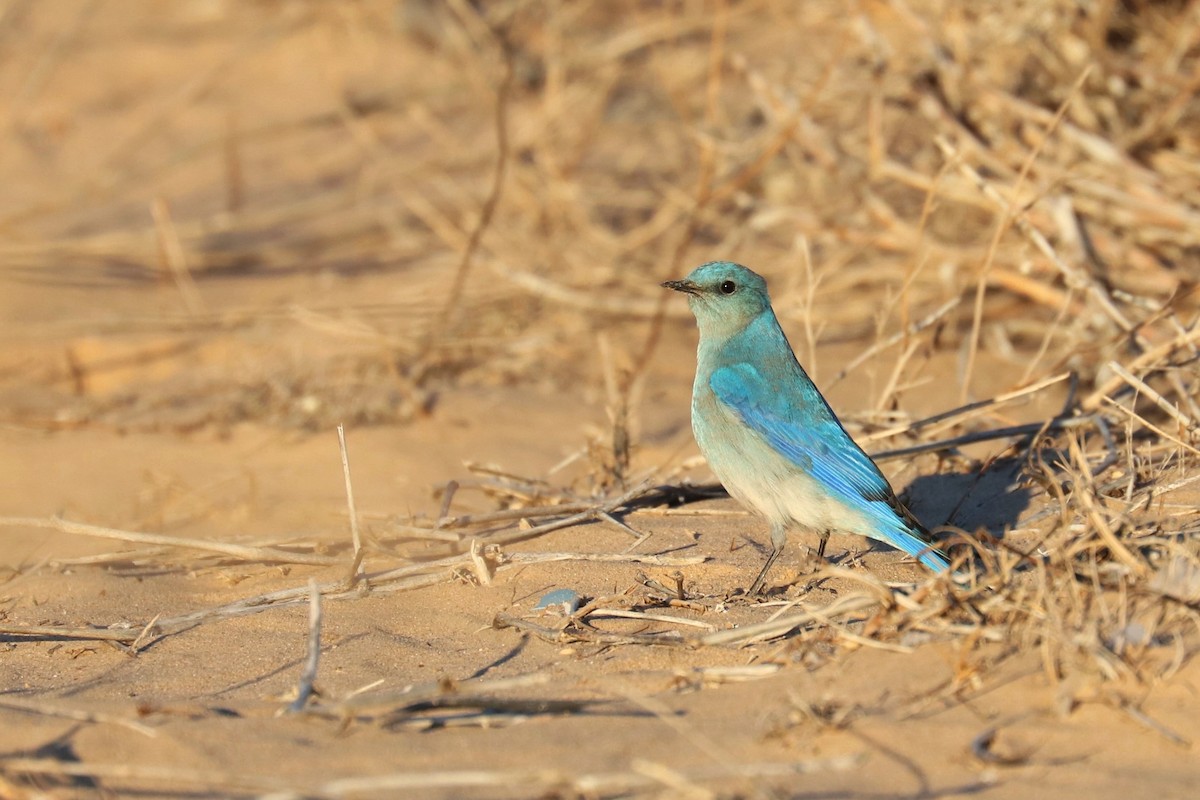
664, 261, 948, 592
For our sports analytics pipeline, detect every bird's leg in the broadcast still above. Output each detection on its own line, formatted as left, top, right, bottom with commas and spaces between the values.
747, 547, 780, 596
748, 525, 788, 595
815, 530, 830, 561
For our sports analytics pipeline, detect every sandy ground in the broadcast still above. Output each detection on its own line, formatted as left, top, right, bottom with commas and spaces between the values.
4, 377, 1198, 800
2, 2, 1200, 798
3, 370, 1199, 799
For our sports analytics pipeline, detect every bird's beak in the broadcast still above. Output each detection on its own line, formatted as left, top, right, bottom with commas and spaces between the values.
662, 279, 699, 295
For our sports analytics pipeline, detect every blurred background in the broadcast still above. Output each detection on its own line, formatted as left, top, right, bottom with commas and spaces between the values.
1, 0, 1196, 436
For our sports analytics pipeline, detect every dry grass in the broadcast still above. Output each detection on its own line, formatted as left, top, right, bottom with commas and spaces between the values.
2, 0, 1200, 797
4, 1, 1198, 428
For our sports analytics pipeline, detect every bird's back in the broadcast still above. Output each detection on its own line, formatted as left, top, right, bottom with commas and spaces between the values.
699, 309, 840, 431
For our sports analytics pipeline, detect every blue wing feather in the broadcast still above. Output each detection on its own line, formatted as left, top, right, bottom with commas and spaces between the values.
709, 361, 948, 570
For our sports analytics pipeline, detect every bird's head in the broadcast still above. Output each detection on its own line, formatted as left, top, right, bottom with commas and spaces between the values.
662, 261, 772, 338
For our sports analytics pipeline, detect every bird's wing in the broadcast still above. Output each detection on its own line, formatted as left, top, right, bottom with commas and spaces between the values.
709, 362, 889, 501
709, 362, 947, 568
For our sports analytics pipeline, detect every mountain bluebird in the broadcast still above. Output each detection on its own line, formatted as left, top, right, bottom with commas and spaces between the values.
664, 261, 949, 593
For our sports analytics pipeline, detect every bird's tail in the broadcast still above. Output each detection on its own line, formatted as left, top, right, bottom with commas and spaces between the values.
886, 500, 951, 572
910, 526, 951, 572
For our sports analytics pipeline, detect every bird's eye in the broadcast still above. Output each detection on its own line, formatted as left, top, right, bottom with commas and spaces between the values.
719, 280, 737, 295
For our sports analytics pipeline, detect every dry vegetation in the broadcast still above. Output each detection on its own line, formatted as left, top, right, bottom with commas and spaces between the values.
1, 0, 1200, 797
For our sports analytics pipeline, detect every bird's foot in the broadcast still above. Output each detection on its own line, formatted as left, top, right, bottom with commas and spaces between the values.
747, 546, 782, 596
839, 549, 867, 570
746, 572, 771, 597
804, 547, 830, 571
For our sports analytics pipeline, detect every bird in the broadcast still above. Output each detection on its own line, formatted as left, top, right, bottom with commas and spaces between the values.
663, 261, 949, 593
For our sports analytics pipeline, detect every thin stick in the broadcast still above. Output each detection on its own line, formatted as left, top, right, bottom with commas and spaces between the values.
1081, 324, 1200, 411
317, 672, 554, 717
1101, 397, 1200, 458
937, 129, 1133, 333
1122, 704, 1192, 747
799, 234, 820, 378
426, 500, 599, 529
0, 544, 701, 645
1019, 286, 1078, 386
960, 199, 1007, 405
337, 424, 365, 587
483, 480, 659, 546
287, 579, 323, 713
943, 71, 1090, 403
468, 539, 494, 586
1106, 361, 1196, 433
0, 754, 861, 797
48, 546, 172, 565
829, 297, 961, 386
425, 16, 514, 350
0, 697, 157, 738
870, 415, 1096, 462
435, 479, 459, 524
858, 370, 1072, 444
472, 551, 706, 569
493, 613, 694, 648
150, 196, 204, 315
1066, 435, 1146, 576
585, 609, 716, 631
130, 613, 161, 652
808, 607, 914, 654
0, 623, 147, 642
700, 593, 883, 646
0, 760, 285, 795
629, 3, 727, 380
1165, 369, 1200, 424
0, 516, 341, 566
489, 265, 690, 318
874, 338, 922, 412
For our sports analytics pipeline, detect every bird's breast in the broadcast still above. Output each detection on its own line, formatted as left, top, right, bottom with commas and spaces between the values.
690, 380, 879, 536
